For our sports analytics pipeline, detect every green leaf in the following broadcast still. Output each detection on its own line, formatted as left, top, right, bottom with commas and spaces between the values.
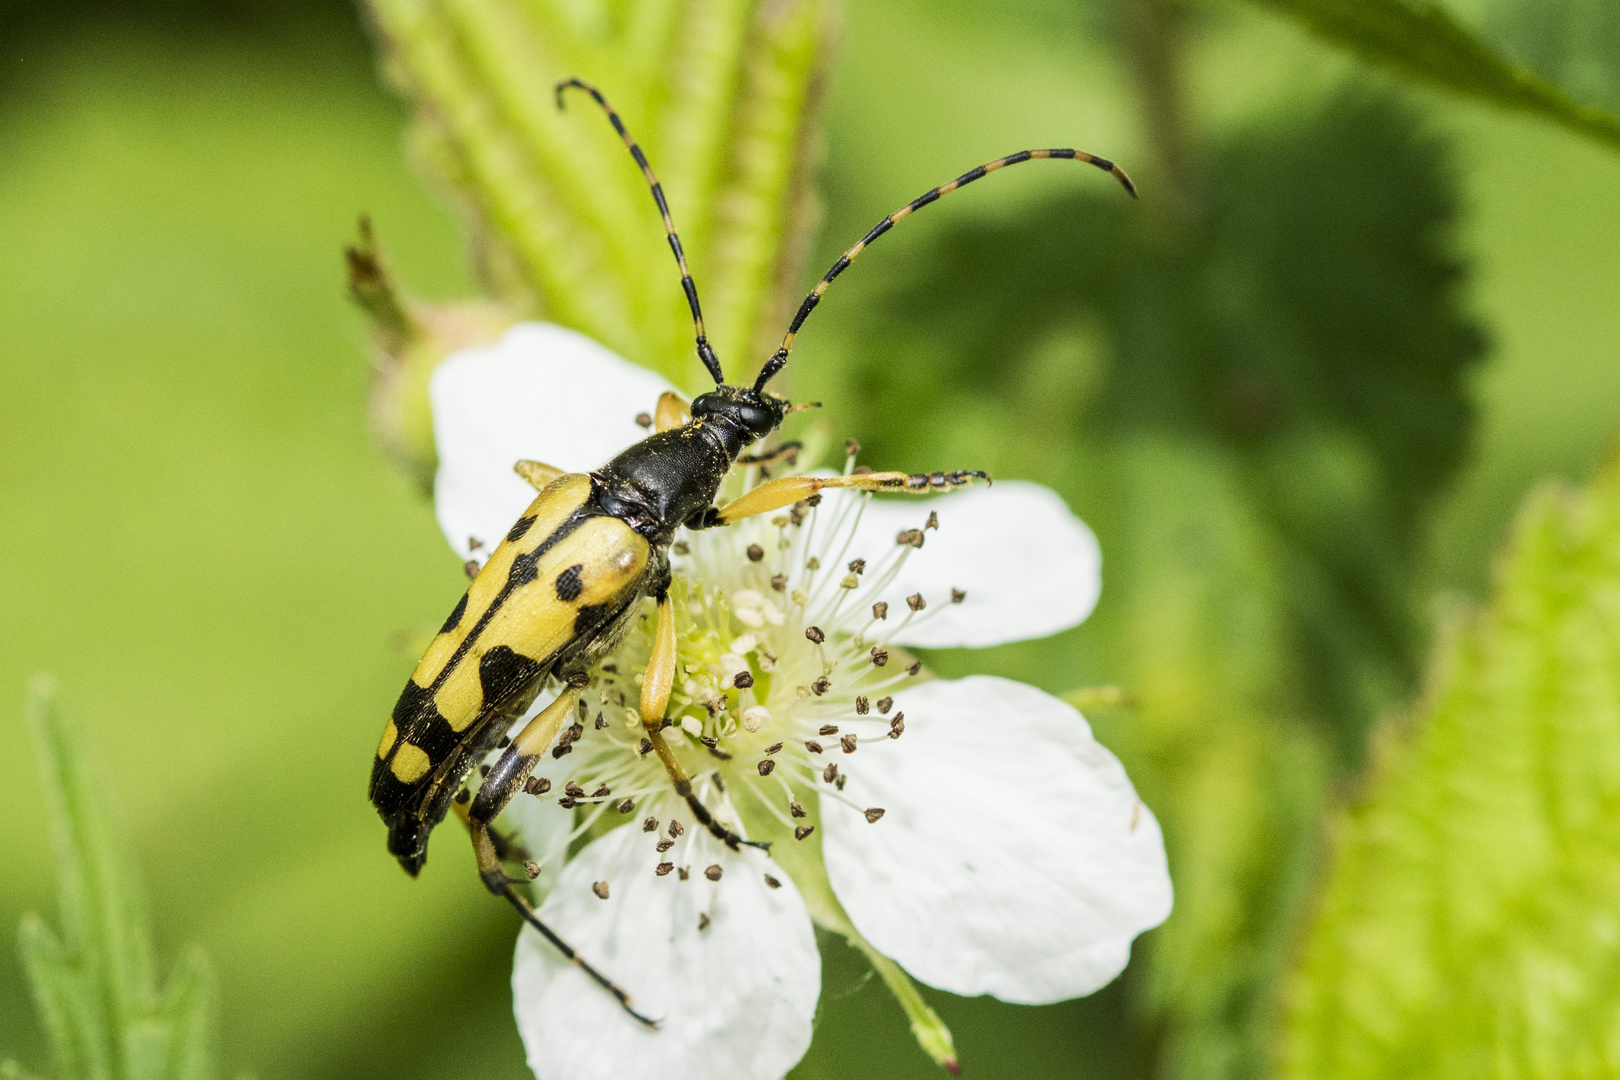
1281, 450, 1620, 1076
16, 678, 222, 1080
1238, 0, 1620, 152
1473, 0, 1620, 114
362, 0, 837, 389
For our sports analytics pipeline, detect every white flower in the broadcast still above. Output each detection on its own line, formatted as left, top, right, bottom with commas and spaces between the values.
428, 323, 1172, 1080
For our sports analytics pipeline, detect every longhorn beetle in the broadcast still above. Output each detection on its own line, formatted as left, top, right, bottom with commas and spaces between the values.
369, 77, 1136, 1023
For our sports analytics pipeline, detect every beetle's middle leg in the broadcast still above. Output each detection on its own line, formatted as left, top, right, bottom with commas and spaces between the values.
467, 676, 656, 1027
695, 468, 990, 526
640, 594, 770, 853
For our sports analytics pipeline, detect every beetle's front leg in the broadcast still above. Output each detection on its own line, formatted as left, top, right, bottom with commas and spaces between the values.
640, 594, 770, 853
466, 675, 657, 1027
691, 468, 991, 527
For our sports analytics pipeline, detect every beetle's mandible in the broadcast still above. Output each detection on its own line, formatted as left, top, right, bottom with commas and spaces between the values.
368, 77, 1136, 1023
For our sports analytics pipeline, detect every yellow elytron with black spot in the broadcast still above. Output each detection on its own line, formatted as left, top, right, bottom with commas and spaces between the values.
370, 77, 1134, 1020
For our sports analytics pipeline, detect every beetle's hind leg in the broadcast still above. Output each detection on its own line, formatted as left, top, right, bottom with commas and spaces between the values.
466, 676, 657, 1027
640, 595, 770, 853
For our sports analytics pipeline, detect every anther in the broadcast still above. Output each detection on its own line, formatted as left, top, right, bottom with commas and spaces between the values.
806, 494, 822, 507
498, 735, 511, 748
951, 588, 966, 603
742, 706, 770, 732
870, 647, 889, 667
733, 671, 755, 689
820, 724, 839, 735
656, 838, 675, 853
907, 593, 926, 611
841, 733, 858, 754
805, 626, 825, 644
805, 740, 823, 754
795, 825, 815, 841
467, 536, 484, 551
617, 797, 635, 813
557, 796, 577, 808
845, 438, 861, 458
812, 676, 831, 696
552, 743, 573, 759
592, 785, 611, 798
873, 601, 889, 620
758, 759, 776, 777
523, 861, 542, 879
841, 574, 860, 589
698, 913, 711, 930
835, 774, 847, 791
896, 529, 925, 548
864, 808, 886, 823
770, 574, 788, 592
907, 661, 923, 676
852, 465, 873, 475
889, 713, 905, 739
806, 556, 821, 571
656, 862, 674, 876
790, 801, 806, 818
635, 412, 652, 428
823, 763, 838, 783
637, 737, 653, 755
524, 777, 551, 797
673, 540, 690, 555
855, 697, 870, 715
701, 736, 719, 749
747, 544, 765, 562
668, 820, 685, 838
592, 881, 610, 900
565, 781, 586, 798
479, 764, 490, 778
849, 558, 866, 575
790, 505, 807, 526
454, 787, 471, 804
926, 511, 939, 530
705, 865, 723, 881
642, 816, 659, 833
464, 560, 480, 580
595, 712, 608, 729
765, 874, 782, 889
678, 867, 690, 880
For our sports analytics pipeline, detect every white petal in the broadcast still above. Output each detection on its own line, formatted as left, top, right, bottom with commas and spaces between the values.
431, 323, 675, 560
513, 825, 819, 1080
840, 481, 1101, 648
821, 675, 1171, 1003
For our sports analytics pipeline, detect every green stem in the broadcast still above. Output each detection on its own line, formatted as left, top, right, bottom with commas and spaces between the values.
847, 935, 960, 1076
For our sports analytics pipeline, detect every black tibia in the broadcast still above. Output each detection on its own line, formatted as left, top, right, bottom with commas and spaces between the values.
684, 788, 771, 853
471, 821, 656, 1027
737, 441, 802, 467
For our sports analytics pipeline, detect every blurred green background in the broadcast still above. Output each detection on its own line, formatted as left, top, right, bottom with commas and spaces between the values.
2, 1, 1618, 1079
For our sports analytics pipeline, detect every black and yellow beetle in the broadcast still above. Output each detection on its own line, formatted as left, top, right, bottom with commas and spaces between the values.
369, 78, 1135, 1019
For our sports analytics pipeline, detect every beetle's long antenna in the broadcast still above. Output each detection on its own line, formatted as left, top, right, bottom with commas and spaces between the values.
557, 78, 725, 386
754, 148, 1136, 392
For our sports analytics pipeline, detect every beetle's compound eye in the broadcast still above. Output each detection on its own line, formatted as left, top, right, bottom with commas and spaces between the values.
692, 388, 783, 438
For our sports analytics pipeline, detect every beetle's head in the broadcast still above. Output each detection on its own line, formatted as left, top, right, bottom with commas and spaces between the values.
691, 384, 788, 443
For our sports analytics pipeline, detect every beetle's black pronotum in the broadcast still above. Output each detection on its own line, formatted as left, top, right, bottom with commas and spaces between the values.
369, 76, 1136, 1023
